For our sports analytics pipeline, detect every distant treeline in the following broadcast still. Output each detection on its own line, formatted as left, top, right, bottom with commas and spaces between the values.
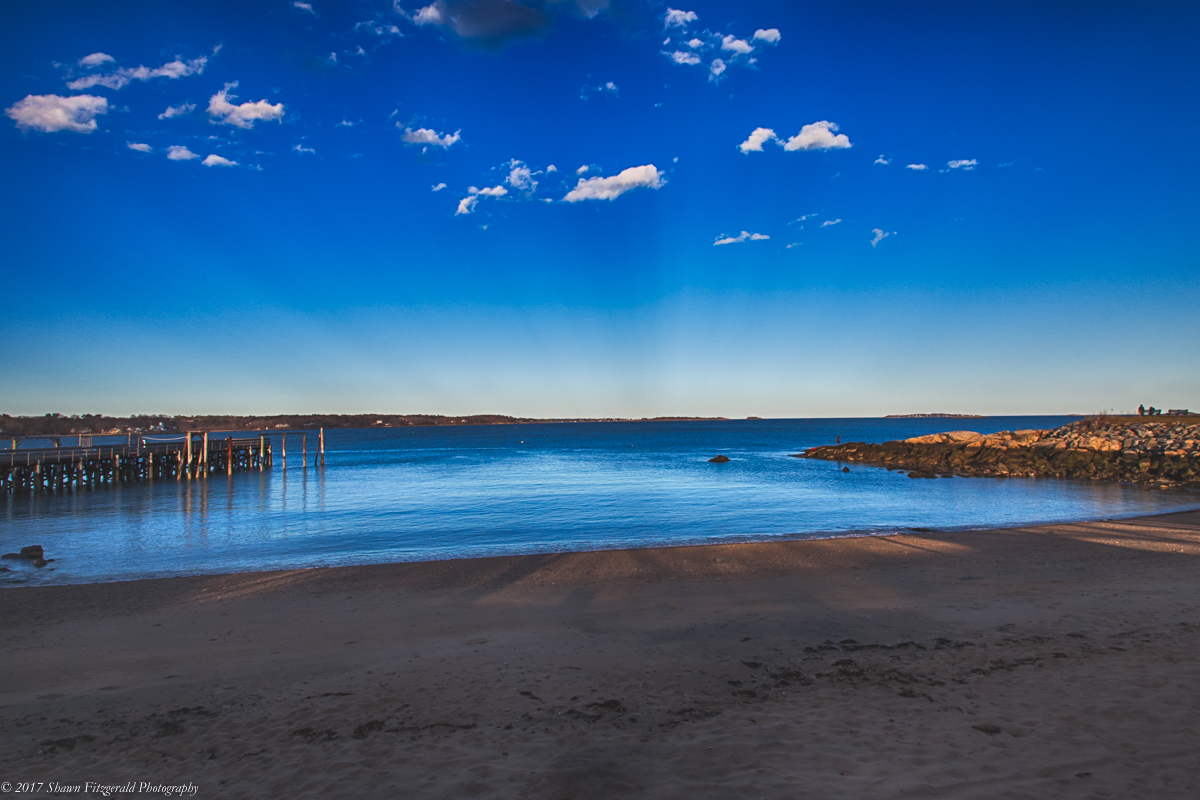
1, 413, 537, 436
1, 413, 726, 437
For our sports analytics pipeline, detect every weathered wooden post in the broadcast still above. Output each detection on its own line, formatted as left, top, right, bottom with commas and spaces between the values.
227, 437, 233, 476
318, 428, 325, 468
202, 432, 209, 478
281, 433, 287, 470
185, 433, 193, 480
303, 433, 308, 469
259, 435, 265, 471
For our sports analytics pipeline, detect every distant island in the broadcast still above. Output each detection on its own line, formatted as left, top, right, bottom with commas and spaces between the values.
884, 413, 987, 419
0, 413, 727, 437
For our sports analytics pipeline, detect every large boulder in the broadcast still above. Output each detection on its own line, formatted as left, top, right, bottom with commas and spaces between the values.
708, 455, 731, 463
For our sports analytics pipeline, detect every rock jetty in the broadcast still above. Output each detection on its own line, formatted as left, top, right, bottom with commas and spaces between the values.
797, 419, 1200, 488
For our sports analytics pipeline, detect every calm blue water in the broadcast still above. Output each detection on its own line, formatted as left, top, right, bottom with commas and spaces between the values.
3, 417, 1198, 586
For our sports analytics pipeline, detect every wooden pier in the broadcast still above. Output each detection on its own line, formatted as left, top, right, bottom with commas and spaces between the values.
0, 430, 324, 496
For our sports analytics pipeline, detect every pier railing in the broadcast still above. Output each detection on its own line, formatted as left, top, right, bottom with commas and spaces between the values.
0, 429, 326, 496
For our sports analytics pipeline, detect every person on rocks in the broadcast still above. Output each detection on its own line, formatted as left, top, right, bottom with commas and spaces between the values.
1139, 404, 1146, 416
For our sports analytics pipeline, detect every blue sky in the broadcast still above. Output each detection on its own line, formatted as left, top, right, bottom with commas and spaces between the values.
2, 0, 1198, 417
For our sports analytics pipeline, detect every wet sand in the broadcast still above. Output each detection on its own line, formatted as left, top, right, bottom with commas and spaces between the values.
2, 511, 1199, 798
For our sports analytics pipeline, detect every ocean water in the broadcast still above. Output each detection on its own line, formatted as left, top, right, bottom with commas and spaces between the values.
2, 417, 1198, 587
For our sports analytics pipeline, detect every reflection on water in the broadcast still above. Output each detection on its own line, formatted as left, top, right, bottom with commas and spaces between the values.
2, 417, 1198, 586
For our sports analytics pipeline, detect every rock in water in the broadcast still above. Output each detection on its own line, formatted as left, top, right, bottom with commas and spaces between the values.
842, 467, 850, 472
2, 546, 45, 560
708, 455, 731, 463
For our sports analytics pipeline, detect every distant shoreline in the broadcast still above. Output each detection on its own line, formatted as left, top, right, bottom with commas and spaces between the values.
883, 413, 987, 419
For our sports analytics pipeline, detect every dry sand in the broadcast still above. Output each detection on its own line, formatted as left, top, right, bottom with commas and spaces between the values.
2, 511, 1200, 798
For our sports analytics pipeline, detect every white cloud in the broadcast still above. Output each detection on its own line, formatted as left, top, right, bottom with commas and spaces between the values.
686, 38, 704, 48
456, 183, 507, 215
874, 155, 890, 165
68, 55, 208, 91
820, 218, 842, 227
412, 4, 444, 25
79, 52, 114, 67
721, 35, 753, 55
354, 20, 402, 36
581, 81, 619, 99
506, 160, 537, 191
293, 143, 316, 154
399, 126, 461, 147
158, 103, 195, 120
294, 1, 316, 13
5, 94, 107, 133
456, 195, 477, 215
664, 8, 697, 27
576, 165, 589, 175
783, 120, 851, 151
906, 163, 928, 170
947, 159, 977, 170
563, 164, 665, 202
786, 242, 801, 249
167, 145, 199, 160
202, 154, 237, 167
738, 127, 778, 154
207, 83, 284, 128
792, 213, 818, 223
546, 164, 557, 173
431, 182, 447, 191
709, 58, 726, 80
668, 51, 701, 65
126, 141, 152, 152
337, 119, 360, 127
753, 28, 781, 44
713, 231, 769, 246
870, 228, 895, 247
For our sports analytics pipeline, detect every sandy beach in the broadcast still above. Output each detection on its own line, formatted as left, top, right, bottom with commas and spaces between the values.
2, 511, 1199, 799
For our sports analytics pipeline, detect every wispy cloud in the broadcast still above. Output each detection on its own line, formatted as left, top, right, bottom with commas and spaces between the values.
207, 82, 284, 128
906, 163, 928, 170
820, 218, 841, 227
506, 160, 537, 191
355, 20, 402, 37
202, 154, 237, 167
870, 228, 895, 247
580, 81, 618, 100
664, 8, 698, 28
708, 58, 726, 81
399, 126, 461, 148
455, 184, 508, 215
563, 164, 664, 202
158, 103, 195, 120
431, 182, 447, 191
713, 230, 769, 246
293, 1, 316, 14
5, 94, 107, 133
947, 159, 977, 170
126, 141, 152, 152
78, 52, 114, 67
293, 143, 316, 154
167, 145, 199, 160
874, 155, 891, 165
68, 55, 208, 90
